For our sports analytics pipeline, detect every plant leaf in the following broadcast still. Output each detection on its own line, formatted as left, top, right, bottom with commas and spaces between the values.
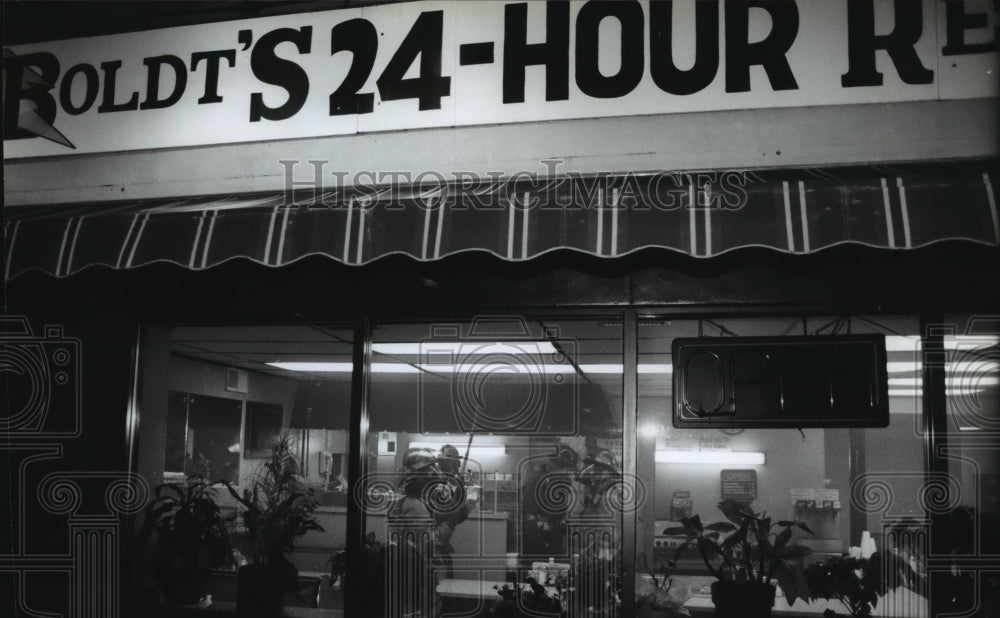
705, 521, 738, 533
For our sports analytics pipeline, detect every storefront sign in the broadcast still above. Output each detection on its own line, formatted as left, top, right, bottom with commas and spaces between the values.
721, 468, 758, 501
4, 0, 998, 157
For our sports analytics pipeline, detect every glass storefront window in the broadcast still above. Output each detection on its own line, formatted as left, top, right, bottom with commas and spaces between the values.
361, 317, 624, 617
939, 314, 1000, 617
137, 324, 354, 609
635, 315, 928, 617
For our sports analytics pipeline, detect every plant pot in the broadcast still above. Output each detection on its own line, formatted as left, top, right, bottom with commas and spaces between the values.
710, 581, 776, 618
237, 563, 287, 618
159, 566, 210, 606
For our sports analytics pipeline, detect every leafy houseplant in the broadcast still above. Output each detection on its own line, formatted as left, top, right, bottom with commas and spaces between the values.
635, 556, 692, 618
805, 555, 880, 617
226, 436, 323, 618
672, 500, 814, 618
137, 477, 234, 605
486, 578, 562, 618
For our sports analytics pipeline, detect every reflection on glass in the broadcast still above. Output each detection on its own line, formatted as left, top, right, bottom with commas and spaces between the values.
144, 324, 353, 612
364, 317, 624, 617
637, 316, 926, 616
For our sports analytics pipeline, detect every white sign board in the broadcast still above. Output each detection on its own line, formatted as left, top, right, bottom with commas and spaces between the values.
3, 0, 997, 157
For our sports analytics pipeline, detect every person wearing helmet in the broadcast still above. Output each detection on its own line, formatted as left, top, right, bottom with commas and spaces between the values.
389, 447, 442, 617
430, 444, 470, 579
520, 444, 579, 558
568, 447, 623, 618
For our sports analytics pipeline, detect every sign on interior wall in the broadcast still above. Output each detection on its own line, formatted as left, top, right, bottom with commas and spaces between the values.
3, 0, 997, 157
721, 468, 758, 501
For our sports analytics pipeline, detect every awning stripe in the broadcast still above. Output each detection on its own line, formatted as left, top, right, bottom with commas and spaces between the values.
5, 163, 997, 280
116, 214, 140, 268
126, 213, 150, 268
703, 188, 712, 257
507, 197, 516, 259
343, 198, 355, 264
986, 173, 999, 245
263, 204, 280, 265
897, 178, 912, 249
596, 188, 605, 257
688, 185, 697, 256
200, 210, 218, 269
421, 199, 433, 260
798, 181, 810, 253
54, 217, 73, 277
276, 203, 291, 266
881, 178, 896, 249
520, 192, 529, 260
783, 181, 795, 252
5, 220, 20, 282
434, 199, 445, 260
64, 216, 84, 275
611, 189, 619, 255
189, 210, 207, 269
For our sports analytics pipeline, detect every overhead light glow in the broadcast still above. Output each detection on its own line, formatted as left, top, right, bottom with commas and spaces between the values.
269, 361, 676, 375
408, 441, 506, 457
639, 423, 662, 438
373, 341, 559, 355
889, 378, 998, 387
655, 450, 765, 465
888, 388, 985, 397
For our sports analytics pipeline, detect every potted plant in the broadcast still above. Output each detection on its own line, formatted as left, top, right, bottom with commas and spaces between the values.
635, 555, 692, 618
136, 476, 234, 606
329, 532, 386, 617
671, 500, 814, 618
486, 577, 562, 618
226, 435, 323, 618
805, 555, 881, 617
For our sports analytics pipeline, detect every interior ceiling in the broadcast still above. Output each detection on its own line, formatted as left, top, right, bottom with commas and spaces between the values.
168, 317, 941, 403
169, 322, 637, 396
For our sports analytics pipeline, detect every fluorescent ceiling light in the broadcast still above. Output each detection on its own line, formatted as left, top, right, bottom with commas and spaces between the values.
888, 389, 984, 397
268, 361, 423, 373
408, 441, 506, 457
945, 336, 1000, 350
373, 341, 558, 355
268, 361, 354, 372
655, 450, 765, 465
885, 336, 922, 352
887, 362, 922, 373
269, 361, 674, 375
889, 377, 998, 386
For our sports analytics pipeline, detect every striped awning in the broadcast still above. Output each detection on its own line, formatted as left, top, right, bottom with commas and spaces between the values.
5, 162, 998, 280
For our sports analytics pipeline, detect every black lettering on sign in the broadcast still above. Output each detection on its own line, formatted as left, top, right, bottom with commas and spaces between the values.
329, 18, 377, 115
841, 0, 934, 87
376, 11, 451, 110
98, 60, 140, 113
191, 50, 236, 104
140, 55, 187, 110
650, 0, 720, 96
725, 0, 799, 93
59, 63, 100, 115
249, 26, 313, 122
576, 1, 644, 98
2, 52, 60, 138
503, 1, 570, 103
942, 0, 999, 55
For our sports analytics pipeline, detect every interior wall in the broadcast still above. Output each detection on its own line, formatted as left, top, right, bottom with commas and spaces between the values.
167, 355, 299, 486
